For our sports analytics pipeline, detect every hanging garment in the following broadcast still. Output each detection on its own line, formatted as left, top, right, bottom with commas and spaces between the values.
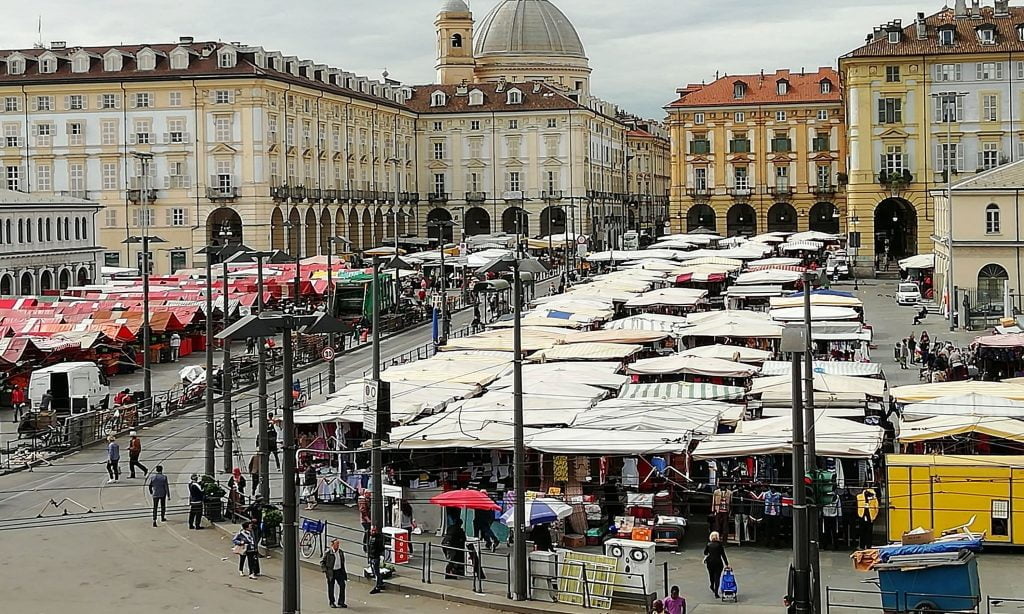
553, 456, 570, 482
574, 456, 590, 480
707, 461, 718, 488
764, 490, 781, 516
622, 457, 640, 487
856, 488, 879, 522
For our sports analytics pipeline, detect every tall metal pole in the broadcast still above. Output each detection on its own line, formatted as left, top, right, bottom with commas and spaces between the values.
802, 273, 821, 614
327, 238, 337, 395
281, 321, 298, 614
439, 238, 448, 343
141, 233, 152, 405
946, 95, 956, 333
511, 258, 527, 601
222, 260, 233, 472
204, 252, 215, 477
790, 343, 811, 614
370, 255, 384, 529
256, 255, 270, 503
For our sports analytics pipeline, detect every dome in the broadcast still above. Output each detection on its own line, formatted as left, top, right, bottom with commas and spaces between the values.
439, 0, 470, 13
474, 0, 586, 58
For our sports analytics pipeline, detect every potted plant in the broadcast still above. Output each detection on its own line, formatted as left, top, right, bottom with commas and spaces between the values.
200, 474, 226, 522
262, 507, 283, 548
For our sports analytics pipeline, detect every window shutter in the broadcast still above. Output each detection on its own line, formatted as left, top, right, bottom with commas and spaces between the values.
997, 62, 1005, 80
128, 95, 137, 109
933, 64, 942, 81
879, 153, 886, 172
62, 95, 69, 110
80, 97, 87, 110
165, 208, 173, 227
96, 95, 104, 108
956, 144, 965, 171
29, 98, 37, 112
115, 95, 121, 110
976, 63, 984, 80
956, 97, 964, 121
933, 99, 942, 122
978, 151, 985, 168
935, 144, 944, 170
955, 64, 962, 80
183, 208, 190, 225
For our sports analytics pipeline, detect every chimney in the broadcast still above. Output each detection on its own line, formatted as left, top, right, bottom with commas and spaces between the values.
995, 0, 1010, 16
50, 41, 66, 49
915, 12, 927, 39
954, 0, 967, 17
179, 36, 194, 44
970, 0, 981, 18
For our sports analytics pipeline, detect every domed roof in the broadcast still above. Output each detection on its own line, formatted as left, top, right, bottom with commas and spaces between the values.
439, 0, 470, 13
474, 0, 586, 58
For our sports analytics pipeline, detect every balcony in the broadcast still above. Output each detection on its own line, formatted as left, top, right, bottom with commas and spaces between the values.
399, 191, 411, 204
729, 140, 751, 154
307, 188, 322, 202
768, 185, 794, 198
206, 185, 240, 201
686, 187, 712, 202
466, 191, 487, 203
428, 192, 449, 204
689, 140, 711, 155
127, 188, 158, 203
287, 186, 306, 201
727, 187, 753, 201
811, 184, 837, 197
542, 190, 563, 201
271, 186, 289, 200
407, 192, 420, 204
770, 139, 793, 153
323, 189, 337, 202
58, 189, 92, 199
339, 189, 352, 202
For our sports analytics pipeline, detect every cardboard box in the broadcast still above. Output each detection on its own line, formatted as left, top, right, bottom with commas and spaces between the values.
562, 533, 586, 549
631, 526, 652, 542
901, 529, 934, 545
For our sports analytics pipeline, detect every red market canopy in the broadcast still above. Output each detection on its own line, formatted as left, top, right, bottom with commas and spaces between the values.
429, 489, 501, 511
676, 272, 727, 284
976, 333, 1024, 348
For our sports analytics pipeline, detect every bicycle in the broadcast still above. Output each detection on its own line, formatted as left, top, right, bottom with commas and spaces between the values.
299, 518, 326, 559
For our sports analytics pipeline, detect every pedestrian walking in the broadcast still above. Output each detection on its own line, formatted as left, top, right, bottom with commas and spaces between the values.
232, 521, 261, 579
303, 462, 318, 511
703, 531, 729, 598
105, 435, 121, 483
651, 599, 665, 614
169, 332, 182, 362
443, 518, 467, 579
400, 499, 415, 533
358, 491, 372, 552
148, 465, 169, 527
919, 330, 931, 365
907, 334, 917, 364
188, 473, 205, 529
10, 384, 25, 423
128, 431, 148, 478
268, 415, 282, 469
664, 586, 686, 614
248, 453, 260, 496
473, 507, 499, 552
320, 538, 348, 608
368, 525, 385, 594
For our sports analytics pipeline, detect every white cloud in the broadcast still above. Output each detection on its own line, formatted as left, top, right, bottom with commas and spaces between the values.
11, 0, 934, 117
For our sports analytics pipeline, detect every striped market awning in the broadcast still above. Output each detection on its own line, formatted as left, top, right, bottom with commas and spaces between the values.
759, 360, 882, 378
618, 382, 746, 401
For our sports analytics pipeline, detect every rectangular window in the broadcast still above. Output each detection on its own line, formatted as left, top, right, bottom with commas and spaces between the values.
169, 92, 182, 107
68, 122, 84, 146
433, 141, 445, 160
733, 166, 749, 190
134, 93, 151, 108
35, 96, 53, 111
547, 118, 557, 128
734, 112, 745, 123
214, 90, 232, 104
134, 119, 151, 144
775, 111, 787, 122
471, 120, 481, 131
5, 166, 20, 191
4, 125, 20, 148
102, 162, 118, 190
729, 135, 750, 153
546, 170, 558, 193
67, 94, 85, 110
214, 116, 232, 142
34, 123, 52, 147
101, 93, 118, 109
690, 135, 711, 155
507, 137, 521, 158
168, 161, 190, 188
694, 167, 707, 191
104, 252, 120, 267
977, 62, 1003, 80
506, 171, 520, 192
508, 119, 518, 129
431, 120, 443, 131
167, 118, 185, 143
938, 142, 962, 172
286, 123, 295, 147
433, 173, 446, 196
935, 94, 963, 122
775, 165, 790, 191
694, 113, 705, 124
101, 120, 118, 146
938, 63, 961, 81
877, 97, 903, 123
771, 134, 792, 152
169, 250, 187, 274
216, 160, 233, 188
812, 132, 830, 152
36, 164, 51, 191
987, 205, 1001, 234
170, 208, 187, 226
4, 97, 19, 112
816, 165, 831, 187
69, 163, 85, 195
817, 109, 829, 121
983, 94, 998, 121
885, 65, 901, 82
104, 210, 118, 228
883, 145, 906, 174
981, 142, 1000, 170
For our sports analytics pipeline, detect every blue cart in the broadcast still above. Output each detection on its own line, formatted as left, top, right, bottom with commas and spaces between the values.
874, 551, 981, 613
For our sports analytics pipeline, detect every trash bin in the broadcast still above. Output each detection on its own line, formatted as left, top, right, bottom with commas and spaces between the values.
383, 527, 410, 564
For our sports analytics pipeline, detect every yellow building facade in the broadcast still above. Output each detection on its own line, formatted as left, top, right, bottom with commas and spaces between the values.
665, 68, 846, 237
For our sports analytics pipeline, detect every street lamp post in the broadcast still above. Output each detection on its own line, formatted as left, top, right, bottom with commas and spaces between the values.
426, 220, 455, 344
325, 236, 352, 394
283, 220, 302, 312
218, 310, 348, 614
126, 150, 160, 408
221, 247, 238, 473
932, 90, 967, 331
197, 242, 222, 477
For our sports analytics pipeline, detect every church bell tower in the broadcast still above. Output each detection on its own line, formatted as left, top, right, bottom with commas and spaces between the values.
435, 0, 476, 85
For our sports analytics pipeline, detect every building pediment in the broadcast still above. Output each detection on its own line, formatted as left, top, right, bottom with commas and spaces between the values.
770, 154, 793, 163
466, 159, 487, 169
427, 160, 450, 171
729, 154, 752, 163
811, 152, 835, 162
208, 143, 238, 155
542, 158, 564, 167
878, 127, 909, 140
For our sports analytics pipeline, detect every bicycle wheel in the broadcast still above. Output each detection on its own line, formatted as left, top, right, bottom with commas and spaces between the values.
299, 532, 316, 558
214, 426, 224, 449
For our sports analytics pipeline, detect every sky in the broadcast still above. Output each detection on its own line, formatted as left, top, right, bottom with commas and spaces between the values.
10, 0, 937, 118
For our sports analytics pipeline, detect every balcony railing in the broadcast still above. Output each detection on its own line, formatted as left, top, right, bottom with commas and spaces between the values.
542, 190, 564, 201
206, 186, 240, 201
407, 192, 420, 204
768, 185, 794, 197
811, 184, 837, 196
686, 187, 712, 201
127, 188, 158, 203
307, 188, 322, 202
323, 189, 338, 202
428, 192, 449, 204
466, 191, 487, 203
727, 187, 753, 201
271, 186, 289, 200
287, 186, 306, 201
339, 189, 352, 202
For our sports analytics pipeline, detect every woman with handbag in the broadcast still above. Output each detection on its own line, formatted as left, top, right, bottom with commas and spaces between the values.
232, 522, 260, 579
703, 531, 729, 598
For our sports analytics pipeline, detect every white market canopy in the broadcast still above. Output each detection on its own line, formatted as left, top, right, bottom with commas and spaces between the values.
899, 254, 935, 270
681, 319, 784, 339
388, 411, 540, 450
527, 428, 691, 455
898, 415, 1024, 443
490, 361, 629, 390
295, 379, 482, 425
750, 233, 788, 244
769, 306, 860, 322
617, 381, 746, 401
902, 393, 1024, 420
679, 344, 774, 363
749, 257, 803, 267
750, 372, 885, 397
779, 241, 825, 252
693, 415, 884, 459
759, 360, 883, 378
381, 351, 511, 387
534, 342, 642, 362
723, 285, 787, 299
889, 381, 1024, 402
769, 294, 863, 309
588, 249, 684, 262
560, 329, 669, 345
628, 354, 759, 377
625, 287, 708, 308
735, 269, 803, 285
572, 398, 737, 435
603, 313, 690, 334
789, 231, 840, 242
447, 382, 608, 426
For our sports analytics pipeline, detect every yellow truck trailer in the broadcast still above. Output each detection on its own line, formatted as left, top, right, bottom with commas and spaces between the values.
887, 454, 1024, 545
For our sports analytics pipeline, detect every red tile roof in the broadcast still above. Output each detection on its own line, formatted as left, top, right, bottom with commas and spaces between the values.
665, 67, 840, 109
626, 129, 654, 138
405, 82, 580, 114
844, 6, 1024, 58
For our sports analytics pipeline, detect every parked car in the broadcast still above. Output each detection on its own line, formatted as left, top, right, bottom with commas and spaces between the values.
896, 282, 922, 305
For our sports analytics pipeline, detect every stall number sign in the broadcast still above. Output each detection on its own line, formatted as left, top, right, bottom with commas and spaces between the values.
363, 381, 379, 433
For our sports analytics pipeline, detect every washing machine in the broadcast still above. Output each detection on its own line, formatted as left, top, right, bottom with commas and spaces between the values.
603, 538, 656, 596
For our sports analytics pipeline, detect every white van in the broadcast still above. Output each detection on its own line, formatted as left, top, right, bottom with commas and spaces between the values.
29, 362, 110, 413
622, 231, 640, 251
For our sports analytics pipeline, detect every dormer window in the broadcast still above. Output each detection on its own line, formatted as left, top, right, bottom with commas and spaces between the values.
939, 27, 955, 45
777, 79, 789, 95
39, 57, 57, 74
103, 51, 123, 72
1017, 24, 1024, 41
136, 49, 156, 71
169, 49, 189, 70
430, 91, 447, 107
218, 49, 236, 69
468, 89, 484, 106
978, 26, 996, 44
733, 81, 746, 99
71, 53, 89, 73
7, 56, 25, 75
887, 29, 901, 44
451, 33, 463, 48
507, 88, 522, 105
820, 79, 832, 94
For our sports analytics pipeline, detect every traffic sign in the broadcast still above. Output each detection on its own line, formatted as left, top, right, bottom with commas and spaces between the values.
321, 347, 336, 362
576, 235, 588, 245
363, 380, 379, 433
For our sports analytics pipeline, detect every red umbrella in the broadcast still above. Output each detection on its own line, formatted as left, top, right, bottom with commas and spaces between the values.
429, 489, 500, 511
